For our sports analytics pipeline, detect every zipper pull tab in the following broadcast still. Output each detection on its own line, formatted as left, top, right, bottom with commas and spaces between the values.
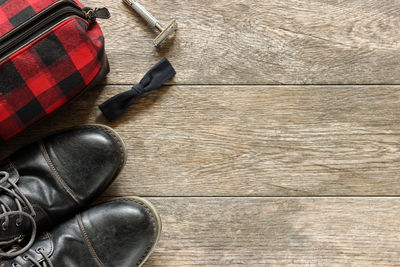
84, 7, 111, 23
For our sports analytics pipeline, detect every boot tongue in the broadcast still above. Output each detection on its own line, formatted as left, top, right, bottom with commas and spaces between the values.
0, 162, 19, 186
0, 163, 33, 253
0, 162, 21, 212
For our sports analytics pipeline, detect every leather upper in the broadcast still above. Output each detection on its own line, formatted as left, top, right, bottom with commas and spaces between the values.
0, 125, 126, 254
0, 199, 161, 267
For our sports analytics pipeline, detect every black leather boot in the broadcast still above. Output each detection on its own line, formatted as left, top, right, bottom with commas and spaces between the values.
0, 198, 161, 267
0, 125, 126, 257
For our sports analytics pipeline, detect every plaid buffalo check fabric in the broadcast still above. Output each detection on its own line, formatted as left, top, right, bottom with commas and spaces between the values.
0, 0, 107, 141
0, 0, 60, 38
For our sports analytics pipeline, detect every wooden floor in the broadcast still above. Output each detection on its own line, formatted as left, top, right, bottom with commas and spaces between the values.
2, 0, 400, 265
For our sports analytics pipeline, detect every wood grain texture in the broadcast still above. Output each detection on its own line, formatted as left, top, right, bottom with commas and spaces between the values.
2, 85, 400, 196
142, 197, 400, 266
83, 0, 400, 84
0, 0, 399, 265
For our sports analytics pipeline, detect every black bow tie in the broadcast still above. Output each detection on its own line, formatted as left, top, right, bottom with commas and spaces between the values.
99, 57, 176, 121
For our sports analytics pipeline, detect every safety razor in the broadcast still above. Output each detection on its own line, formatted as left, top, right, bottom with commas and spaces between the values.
123, 0, 178, 47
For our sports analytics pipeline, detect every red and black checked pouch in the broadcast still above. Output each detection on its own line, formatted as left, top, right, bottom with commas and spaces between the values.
0, 0, 110, 141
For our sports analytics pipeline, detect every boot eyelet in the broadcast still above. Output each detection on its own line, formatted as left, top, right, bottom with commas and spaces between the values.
22, 255, 28, 261
17, 234, 24, 242
2, 222, 8, 231
12, 263, 19, 267
35, 247, 43, 254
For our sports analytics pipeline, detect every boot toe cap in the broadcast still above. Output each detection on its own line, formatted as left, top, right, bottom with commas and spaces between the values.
81, 199, 161, 266
43, 125, 126, 204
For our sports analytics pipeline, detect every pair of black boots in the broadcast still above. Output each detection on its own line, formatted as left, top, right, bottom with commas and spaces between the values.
0, 125, 160, 266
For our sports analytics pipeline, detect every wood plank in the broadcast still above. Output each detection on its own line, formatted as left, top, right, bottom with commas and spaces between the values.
2, 85, 400, 196
84, 0, 400, 84
141, 197, 400, 266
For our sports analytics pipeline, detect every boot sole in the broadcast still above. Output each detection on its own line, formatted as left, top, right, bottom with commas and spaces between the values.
134, 197, 162, 267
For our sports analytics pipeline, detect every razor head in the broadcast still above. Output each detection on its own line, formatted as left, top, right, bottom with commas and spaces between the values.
153, 20, 178, 47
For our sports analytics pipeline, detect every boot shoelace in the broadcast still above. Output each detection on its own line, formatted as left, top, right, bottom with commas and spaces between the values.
0, 171, 37, 258
10, 248, 54, 267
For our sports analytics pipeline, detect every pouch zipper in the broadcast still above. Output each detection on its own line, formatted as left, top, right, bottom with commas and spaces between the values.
0, 0, 109, 62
